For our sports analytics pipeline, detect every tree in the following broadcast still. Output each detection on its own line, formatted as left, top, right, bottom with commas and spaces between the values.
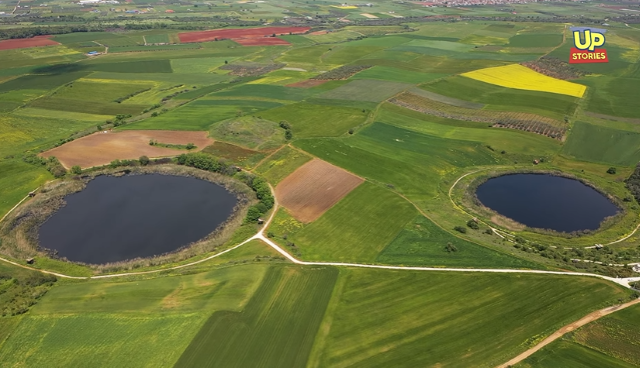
454, 226, 467, 234
466, 219, 479, 230
139, 156, 150, 166
445, 242, 458, 253
607, 167, 617, 174
285, 130, 293, 140
70, 165, 82, 175
186, 143, 196, 150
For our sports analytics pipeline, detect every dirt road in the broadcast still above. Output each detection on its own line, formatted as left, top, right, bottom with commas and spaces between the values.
496, 297, 640, 368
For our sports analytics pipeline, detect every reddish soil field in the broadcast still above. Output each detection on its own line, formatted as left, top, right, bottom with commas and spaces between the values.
286, 79, 328, 88
276, 159, 364, 223
41, 130, 213, 169
234, 37, 291, 46
178, 26, 311, 43
0, 35, 60, 50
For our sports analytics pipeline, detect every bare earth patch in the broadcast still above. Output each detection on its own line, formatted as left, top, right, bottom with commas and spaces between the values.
275, 159, 364, 222
41, 130, 213, 169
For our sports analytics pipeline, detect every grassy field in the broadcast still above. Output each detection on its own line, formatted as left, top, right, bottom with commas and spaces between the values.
309, 269, 629, 368
350, 66, 447, 84
514, 340, 637, 368
0, 313, 206, 368
259, 102, 368, 138
508, 33, 563, 47
289, 182, 417, 262
570, 303, 640, 366
174, 265, 338, 368
0, 264, 271, 367
377, 215, 540, 268
210, 116, 286, 151
124, 99, 283, 131
562, 122, 640, 166
319, 79, 412, 102
254, 145, 312, 184
0, 160, 51, 219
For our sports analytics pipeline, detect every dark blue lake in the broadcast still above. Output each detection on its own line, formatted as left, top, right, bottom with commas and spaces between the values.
475, 174, 619, 233
39, 174, 237, 264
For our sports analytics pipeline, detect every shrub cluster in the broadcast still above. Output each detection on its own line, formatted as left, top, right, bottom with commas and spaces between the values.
243, 177, 274, 223
279, 121, 293, 140
23, 154, 66, 178
0, 271, 56, 317
113, 88, 151, 103
625, 163, 640, 204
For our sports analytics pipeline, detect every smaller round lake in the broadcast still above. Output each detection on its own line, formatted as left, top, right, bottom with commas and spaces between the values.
39, 174, 238, 264
475, 174, 619, 233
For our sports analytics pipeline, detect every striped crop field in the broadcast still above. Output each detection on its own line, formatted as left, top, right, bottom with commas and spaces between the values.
461, 64, 587, 98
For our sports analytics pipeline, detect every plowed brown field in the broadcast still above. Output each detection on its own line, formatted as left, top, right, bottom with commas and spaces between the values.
0, 35, 59, 50
41, 130, 213, 169
178, 26, 310, 43
275, 159, 363, 222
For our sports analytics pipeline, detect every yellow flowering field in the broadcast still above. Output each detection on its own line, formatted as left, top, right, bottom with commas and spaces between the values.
461, 64, 586, 98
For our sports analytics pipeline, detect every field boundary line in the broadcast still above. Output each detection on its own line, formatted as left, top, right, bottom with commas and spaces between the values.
496, 297, 640, 368
252, 144, 286, 170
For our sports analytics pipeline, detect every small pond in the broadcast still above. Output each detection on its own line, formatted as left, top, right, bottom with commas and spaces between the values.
475, 174, 619, 233
39, 174, 237, 264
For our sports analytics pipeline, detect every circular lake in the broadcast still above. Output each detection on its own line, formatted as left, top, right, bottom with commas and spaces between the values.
39, 174, 237, 264
475, 174, 619, 233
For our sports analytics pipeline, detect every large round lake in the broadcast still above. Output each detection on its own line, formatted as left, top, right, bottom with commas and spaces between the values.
475, 174, 619, 233
39, 174, 237, 264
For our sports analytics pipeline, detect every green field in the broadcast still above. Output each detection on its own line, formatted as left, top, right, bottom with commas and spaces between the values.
124, 99, 283, 131
210, 116, 286, 150
254, 146, 312, 184
319, 79, 412, 102
515, 340, 636, 368
377, 215, 540, 268
310, 269, 628, 368
350, 66, 447, 84
508, 33, 563, 47
562, 122, 640, 166
174, 265, 337, 368
290, 182, 417, 262
259, 102, 368, 138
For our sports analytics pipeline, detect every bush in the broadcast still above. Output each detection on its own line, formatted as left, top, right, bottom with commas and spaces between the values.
607, 167, 617, 174
186, 143, 196, 150
139, 156, 150, 166
70, 165, 82, 175
177, 152, 226, 173
466, 219, 479, 230
454, 226, 467, 234
444, 242, 458, 252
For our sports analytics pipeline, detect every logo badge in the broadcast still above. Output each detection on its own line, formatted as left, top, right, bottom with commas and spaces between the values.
569, 27, 608, 64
